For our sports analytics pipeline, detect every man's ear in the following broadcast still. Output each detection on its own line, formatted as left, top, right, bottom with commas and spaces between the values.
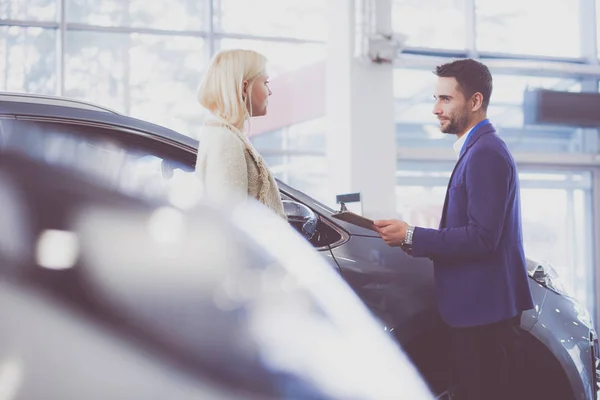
471, 92, 484, 112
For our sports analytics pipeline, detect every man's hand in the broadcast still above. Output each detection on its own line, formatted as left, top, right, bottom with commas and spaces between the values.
373, 219, 409, 247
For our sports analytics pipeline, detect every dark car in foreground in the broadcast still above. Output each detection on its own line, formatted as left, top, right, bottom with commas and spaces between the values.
0, 151, 433, 399
1, 92, 598, 399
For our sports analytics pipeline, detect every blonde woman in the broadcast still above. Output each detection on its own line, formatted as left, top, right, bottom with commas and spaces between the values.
195, 49, 286, 219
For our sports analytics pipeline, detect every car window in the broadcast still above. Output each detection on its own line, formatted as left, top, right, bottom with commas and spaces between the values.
0, 118, 198, 205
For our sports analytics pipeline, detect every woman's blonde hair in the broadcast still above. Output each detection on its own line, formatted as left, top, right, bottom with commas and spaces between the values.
197, 49, 267, 131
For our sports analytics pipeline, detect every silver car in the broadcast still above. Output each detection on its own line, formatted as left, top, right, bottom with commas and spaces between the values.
1, 92, 598, 399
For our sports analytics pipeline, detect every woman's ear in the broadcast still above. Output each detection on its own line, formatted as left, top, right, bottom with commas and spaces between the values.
242, 80, 248, 99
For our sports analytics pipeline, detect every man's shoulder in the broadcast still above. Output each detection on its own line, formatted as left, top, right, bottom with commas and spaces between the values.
469, 131, 516, 166
474, 128, 509, 152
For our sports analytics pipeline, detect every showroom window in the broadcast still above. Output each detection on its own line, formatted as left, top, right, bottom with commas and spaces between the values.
1, 0, 326, 142
475, 0, 580, 57
393, 68, 595, 154
392, 0, 467, 50
396, 162, 596, 316
214, 0, 327, 41
252, 117, 330, 206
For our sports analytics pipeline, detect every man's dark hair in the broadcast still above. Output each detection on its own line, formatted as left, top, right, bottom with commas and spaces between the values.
434, 59, 493, 111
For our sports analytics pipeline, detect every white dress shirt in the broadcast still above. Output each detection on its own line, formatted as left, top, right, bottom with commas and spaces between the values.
452, 125, 475, 159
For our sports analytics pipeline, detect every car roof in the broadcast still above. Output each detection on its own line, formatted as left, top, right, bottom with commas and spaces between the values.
0, 92, 122, 114
0, 92, 199, 152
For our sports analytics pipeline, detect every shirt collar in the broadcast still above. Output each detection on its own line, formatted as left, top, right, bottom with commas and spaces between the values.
453, 125, 475, 159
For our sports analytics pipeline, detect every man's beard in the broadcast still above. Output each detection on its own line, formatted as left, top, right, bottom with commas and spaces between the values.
440, 108, 470, 134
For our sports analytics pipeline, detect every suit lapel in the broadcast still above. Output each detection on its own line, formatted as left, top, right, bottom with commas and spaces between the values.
438, 123, 496, 229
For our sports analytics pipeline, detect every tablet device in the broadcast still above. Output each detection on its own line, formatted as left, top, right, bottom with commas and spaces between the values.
331, 211, 376, 231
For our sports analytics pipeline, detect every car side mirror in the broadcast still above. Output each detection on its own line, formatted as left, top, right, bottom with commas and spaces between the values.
161, 159, 176, 179
283, 200, 318, 241
161, 159, 194, 179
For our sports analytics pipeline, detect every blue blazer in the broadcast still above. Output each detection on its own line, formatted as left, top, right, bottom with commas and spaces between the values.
412, 122, 534, 328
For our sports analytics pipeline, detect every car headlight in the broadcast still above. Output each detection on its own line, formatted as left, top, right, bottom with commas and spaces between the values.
530, 261, 567, 296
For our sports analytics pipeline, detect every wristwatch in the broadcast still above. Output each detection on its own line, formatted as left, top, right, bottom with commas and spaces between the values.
403, 225, 415, 246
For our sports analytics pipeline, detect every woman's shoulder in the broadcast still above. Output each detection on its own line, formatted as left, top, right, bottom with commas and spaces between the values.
201, 123, 236, 135
198, 125, 245, 152
200, 125, 241, 141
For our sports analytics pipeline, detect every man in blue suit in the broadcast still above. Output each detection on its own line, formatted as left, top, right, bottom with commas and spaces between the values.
374, 59, 534, 400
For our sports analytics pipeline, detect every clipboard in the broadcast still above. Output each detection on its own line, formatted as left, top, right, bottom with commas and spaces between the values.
331, 211, 376, 231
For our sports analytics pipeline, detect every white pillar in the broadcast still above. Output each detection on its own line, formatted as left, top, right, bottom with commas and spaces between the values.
326, 0, 397, 218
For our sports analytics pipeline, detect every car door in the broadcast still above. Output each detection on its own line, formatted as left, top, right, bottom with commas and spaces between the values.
276, 180, 451, 394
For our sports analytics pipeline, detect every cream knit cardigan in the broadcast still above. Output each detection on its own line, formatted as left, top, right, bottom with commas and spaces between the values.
195, 121, 286, 219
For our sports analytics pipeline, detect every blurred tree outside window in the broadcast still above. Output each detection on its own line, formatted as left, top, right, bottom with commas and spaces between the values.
0, 26, 56, 94
0, 0, 57, 21
65, 31, 205, 137
66, 0, 206, 31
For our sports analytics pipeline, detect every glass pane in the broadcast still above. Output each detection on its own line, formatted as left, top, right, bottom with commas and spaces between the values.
252, 120, 328, 204
128, 35, 205, 137
0, 26, 56, 94
66, 0, 206, 31
218, 39, 326, 78
519, 173, 594, 314
251, 130, 284, 153
476, 0, 580, 57
272, 155, 330, 206
262, 154, 286, 173
392, 0, 467, 49
488, 74, 580, 129
395, 185, 446, 227
65, 31, 205, 137
393, 69, 436, 100
393, 68, 590, 153
0, 0, 57, 21
215, 0, 326, 40
64, 31, 127, 112
287, 118, 326, 153
395, 161, 453, 224
489, 75, 585, 153
597, 0, 600, 60
493, 75, 581, 105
